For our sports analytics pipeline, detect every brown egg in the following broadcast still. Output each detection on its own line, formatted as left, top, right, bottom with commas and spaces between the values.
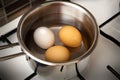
59, 25, 82, 47
45, 45, 70, 63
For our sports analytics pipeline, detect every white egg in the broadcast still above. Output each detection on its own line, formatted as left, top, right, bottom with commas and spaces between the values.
33, 27, 55, 49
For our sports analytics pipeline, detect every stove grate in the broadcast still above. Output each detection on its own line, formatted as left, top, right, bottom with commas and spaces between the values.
99, 11, 120, 47
24, 63, 86, 80
107, 65, 120, 80
24, 63, 39, 80
100, 30, 120, 47
0, 28, 17, 44
75, 63, 86, 80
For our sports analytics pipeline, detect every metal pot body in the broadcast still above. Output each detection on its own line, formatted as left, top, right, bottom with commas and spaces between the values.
17, 1, 99, 67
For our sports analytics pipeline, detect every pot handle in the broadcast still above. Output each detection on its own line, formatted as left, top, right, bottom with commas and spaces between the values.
0, 42, 25, 61
0, 52, 25, 61
0, 42, 19, 50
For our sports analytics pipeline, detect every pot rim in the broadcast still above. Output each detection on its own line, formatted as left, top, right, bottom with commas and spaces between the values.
17, 1, 99, 66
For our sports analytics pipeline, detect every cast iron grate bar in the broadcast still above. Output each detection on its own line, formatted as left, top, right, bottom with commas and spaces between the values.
3, 28, 17, 38
0, 42, 19, 50
99, 11, 120, 47
0, 35, 11, 44
107, 65, 120, 80
0, 28, 17, 44
100, 30, 120, 47
0, 28, 17, 38
75, 63, 86, 80
99, 11, 120, 28
24, 63, 39, 80
60, 65, 64, 72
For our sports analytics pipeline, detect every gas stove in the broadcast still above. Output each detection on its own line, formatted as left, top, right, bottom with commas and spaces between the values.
0, 0, 120, 80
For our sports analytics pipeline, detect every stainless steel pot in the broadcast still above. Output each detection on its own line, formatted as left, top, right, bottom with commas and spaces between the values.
0, 0, 99, 72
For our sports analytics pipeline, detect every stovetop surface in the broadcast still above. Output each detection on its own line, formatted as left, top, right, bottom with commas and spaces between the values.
0, 0, 120, 80
0, 34, 120, 80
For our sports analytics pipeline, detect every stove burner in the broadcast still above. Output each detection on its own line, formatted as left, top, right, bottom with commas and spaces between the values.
107, 65, 120, 79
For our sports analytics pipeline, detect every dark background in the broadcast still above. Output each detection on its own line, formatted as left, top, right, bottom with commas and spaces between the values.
0, 0, 70, 27
0, 0, 45, 27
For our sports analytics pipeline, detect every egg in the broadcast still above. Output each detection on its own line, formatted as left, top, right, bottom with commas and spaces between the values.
33, 27, 55, 49
45, 45, 70, 63
59, 25, 82, 47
